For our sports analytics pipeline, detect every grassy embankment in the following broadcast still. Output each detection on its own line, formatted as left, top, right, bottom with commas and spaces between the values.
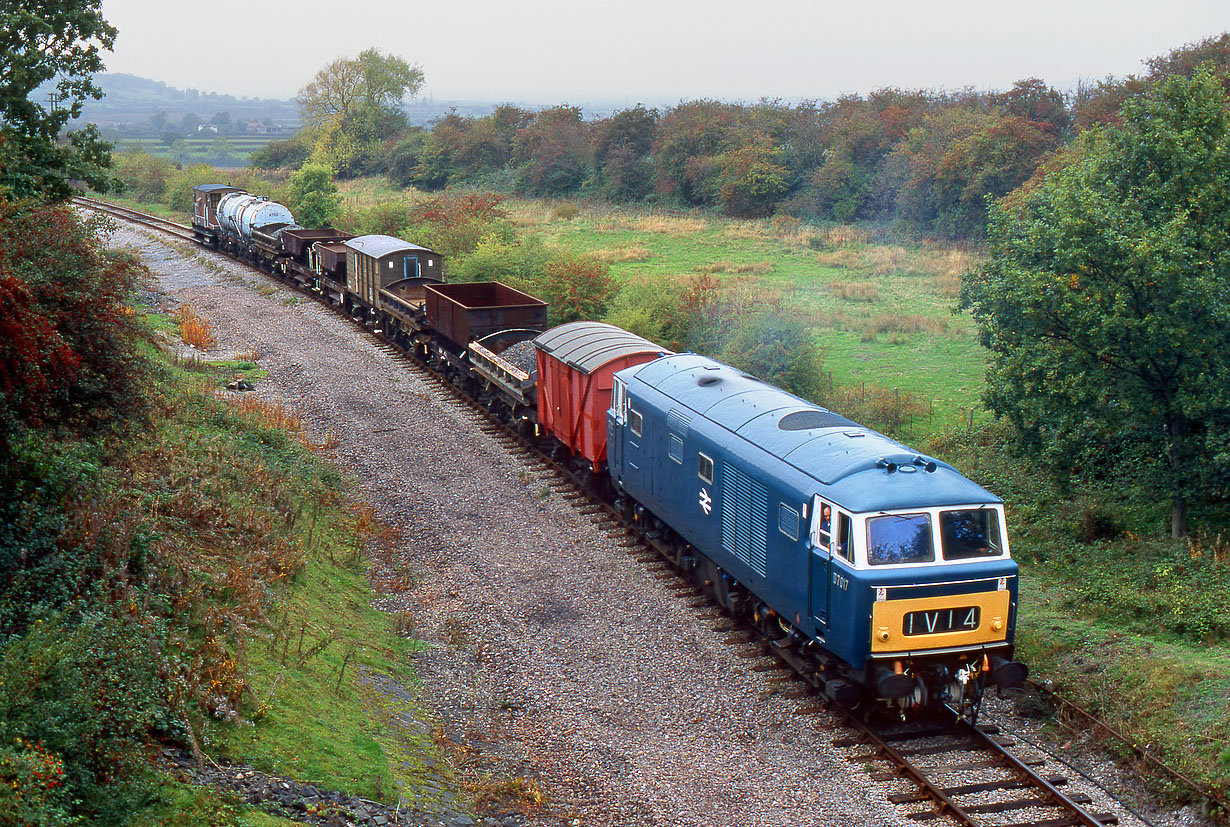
128, 307, 450, 821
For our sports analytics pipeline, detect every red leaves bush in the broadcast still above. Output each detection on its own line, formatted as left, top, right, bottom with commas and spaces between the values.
0, 199, 149, 442
0, 738, 72, 826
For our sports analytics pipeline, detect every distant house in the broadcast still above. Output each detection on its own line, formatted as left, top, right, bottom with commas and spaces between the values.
197, 124, 219, 134
245, 121, 275, 134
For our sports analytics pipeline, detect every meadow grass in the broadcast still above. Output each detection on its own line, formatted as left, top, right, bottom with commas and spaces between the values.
106, 176, 988, 429
497, 195, 988, 429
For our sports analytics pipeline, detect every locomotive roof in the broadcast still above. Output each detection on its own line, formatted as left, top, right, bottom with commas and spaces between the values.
344, 234, 436, 258
193, 183, 240, 193
535, 322, 668, 375
627, 353, 1001, 511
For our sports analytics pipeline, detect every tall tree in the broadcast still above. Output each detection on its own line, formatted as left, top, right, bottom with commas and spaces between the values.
960, 65, 1230, 537
594, 104, 657, 201
0, 0, 117, 198
296, 49, 423, 176
297, 49, 423, 127
513, 105, 590, 196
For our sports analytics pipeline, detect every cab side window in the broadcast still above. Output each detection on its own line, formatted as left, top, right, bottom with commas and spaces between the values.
817, 501, 833, 549
837, 512, 854, 563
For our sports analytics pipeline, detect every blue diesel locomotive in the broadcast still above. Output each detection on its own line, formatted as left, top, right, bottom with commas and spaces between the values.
608, 354, 1025, 716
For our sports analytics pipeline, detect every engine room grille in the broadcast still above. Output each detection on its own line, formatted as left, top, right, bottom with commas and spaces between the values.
721, 464, 768, 577
667, 408, 692, 437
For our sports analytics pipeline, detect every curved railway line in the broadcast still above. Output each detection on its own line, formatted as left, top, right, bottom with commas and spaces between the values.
82, 196, 1201, 827
74, 195, 199, 242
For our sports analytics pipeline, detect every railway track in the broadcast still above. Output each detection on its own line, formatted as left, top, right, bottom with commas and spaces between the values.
73, 195, 198, 242
85, 197, 1162, 827
841, 710, 1118, 827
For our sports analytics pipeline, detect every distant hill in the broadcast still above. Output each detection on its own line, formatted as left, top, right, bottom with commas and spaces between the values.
42, 73, 662, 134
40, 73, 301, 130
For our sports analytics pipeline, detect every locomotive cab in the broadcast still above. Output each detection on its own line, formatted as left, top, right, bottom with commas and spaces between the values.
808, 497, 1024, 710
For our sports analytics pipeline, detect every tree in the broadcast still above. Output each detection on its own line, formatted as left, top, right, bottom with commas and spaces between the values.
0, 0, 118, 198
296, 48, 423, 175
287, 163, 341, 228
248, 133, 311, 170
653, 100, 738, 204
960, 65, 1230, 537
513, 106, 591, 196
993, 78, 1071, 134
715, 132, 791, 217
594, 104, 657, 201
297, 49, 423, 128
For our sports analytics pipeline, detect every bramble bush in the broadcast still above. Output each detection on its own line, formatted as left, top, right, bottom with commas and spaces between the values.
0, 200, 150, 440
0, 738, 73, 827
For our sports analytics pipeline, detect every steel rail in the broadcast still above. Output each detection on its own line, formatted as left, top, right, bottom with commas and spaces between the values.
73, 196, 198, 242
1025, 678, 1225, 817
840, 706, 1118, 827
846, 713, 984, 827
953, 713, 1113, 827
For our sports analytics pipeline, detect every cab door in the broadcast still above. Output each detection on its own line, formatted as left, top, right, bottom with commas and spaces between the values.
607, 378, 627, 481
809, 496, 835, 627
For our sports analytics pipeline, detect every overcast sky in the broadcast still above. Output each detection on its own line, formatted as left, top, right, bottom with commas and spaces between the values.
99, 0, 1228, 105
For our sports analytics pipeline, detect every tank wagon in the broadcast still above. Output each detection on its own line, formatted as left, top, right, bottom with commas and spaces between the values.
189, 184, 1025, 717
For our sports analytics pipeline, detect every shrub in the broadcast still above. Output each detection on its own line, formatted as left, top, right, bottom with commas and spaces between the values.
535, 253, 619, 325
287, 163, 342, 229
603, 272, 721, 352
339, 200, 414, 237
249, 134, 313, 170
0, 738, 73, 827
163, 163, 221, 213
112, 150, 175, 202
0, 612, 172, 822
450, 234, 552, 286
0, 200, 150, 440
404, 191, 515, 259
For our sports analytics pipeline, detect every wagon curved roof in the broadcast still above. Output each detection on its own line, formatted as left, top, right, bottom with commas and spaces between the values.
344, 234, 436, 258
626, 353, 999, 511
534, 322, 669, 375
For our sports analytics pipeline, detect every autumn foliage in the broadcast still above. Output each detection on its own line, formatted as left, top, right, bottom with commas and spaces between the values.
0, 200, 148, 439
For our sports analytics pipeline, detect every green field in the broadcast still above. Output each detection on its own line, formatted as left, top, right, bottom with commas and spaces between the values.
116, 135, 282, 165
502, 197, 988, 433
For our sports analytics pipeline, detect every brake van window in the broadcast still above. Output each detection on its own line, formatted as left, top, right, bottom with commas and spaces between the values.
940, 509, 1003, 560
867, 513, 934, 565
